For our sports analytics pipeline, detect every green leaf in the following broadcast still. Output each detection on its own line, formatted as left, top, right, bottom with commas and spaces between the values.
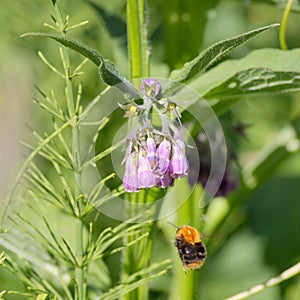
98, 59, 136, 94
205, 68, 300, 99
183, 48, 300, 115
21, 32, 131, 88
169, 23, 279, 85
193, 48, 300, 96
21, 32, 102, 65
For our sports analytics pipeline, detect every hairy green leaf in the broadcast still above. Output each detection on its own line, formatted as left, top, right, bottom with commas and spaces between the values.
205, 68, 300, 99
169, 23, 279, 84
21, 32, 102, 65
192, 48, 300, 96
21, 32, 130, 88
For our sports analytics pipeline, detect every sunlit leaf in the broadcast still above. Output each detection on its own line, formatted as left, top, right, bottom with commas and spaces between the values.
169, 23, 279, 85
192, 48, 300, 96
205, 68, 300, 99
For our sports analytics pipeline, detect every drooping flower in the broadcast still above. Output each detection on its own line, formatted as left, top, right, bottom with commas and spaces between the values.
121, 79, 190, 192
123, 149, 139, 192
169, 139, 189, 178
137, 148, 158, 188
146, 137, 157, 169
157, 139, 171, 174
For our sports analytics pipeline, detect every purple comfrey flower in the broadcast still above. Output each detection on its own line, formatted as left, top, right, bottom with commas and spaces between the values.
158, 171, 174, 188
157, 139, 171, 174
146, 137, 157, 169
141, 78, 161, 98
138, 149, 158, 188
169, 139, 189, 178
123, 150, 139, 192
121, 77, 191, 191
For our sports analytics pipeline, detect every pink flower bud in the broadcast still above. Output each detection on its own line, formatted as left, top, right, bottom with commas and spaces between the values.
141, 78, 161, 98
169, 140, 189, 178
157, 139, 171, 174
146, 137, 157, 169
123, 151, 139, 192
138, 149, 158, 188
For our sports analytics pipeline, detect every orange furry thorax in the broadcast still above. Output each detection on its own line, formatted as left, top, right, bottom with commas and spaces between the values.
176, 225, 202, 245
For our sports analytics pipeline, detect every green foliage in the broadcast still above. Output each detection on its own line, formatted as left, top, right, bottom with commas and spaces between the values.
1, 1, 300, 300
21, 32, 129, 88
206, 68, 300, 98
169, 23, 279, 84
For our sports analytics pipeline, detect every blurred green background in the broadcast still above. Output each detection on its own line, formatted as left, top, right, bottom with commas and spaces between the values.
0, 0, 300, 299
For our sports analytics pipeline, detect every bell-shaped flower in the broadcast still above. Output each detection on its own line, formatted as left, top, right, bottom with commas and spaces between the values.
157, 139, 171, 174
138, 149, 158, 188
169, 139, 189, 178
123, 150, 139, 192
146, 137, 157, 169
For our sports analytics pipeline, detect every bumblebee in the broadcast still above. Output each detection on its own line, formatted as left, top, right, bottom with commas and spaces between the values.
173, 225, 207, 272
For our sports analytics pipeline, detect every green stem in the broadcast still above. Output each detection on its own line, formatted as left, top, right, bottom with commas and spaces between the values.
75, 219, 85, 300
279, 0, 294, 50
120, 1, 154, 299
54, 3, 85, 299
127, 0, 150, 79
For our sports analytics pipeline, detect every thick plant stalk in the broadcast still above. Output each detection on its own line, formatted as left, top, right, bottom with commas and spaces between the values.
120, 1, 155, 300
127, 0, 150, 79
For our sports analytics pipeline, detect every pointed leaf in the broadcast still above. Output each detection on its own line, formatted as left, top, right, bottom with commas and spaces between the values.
21, 32, 102, 65
21, 32, 135, 90
205, 68, 300, 99
191, 48, 300, 96
169, 23, 279, 84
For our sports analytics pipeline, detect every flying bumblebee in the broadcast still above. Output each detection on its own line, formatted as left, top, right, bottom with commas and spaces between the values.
171, 224, 207, 272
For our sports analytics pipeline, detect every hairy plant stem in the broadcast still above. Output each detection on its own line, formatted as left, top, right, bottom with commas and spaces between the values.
120, 1, 156, 300
127, 0, 150, 79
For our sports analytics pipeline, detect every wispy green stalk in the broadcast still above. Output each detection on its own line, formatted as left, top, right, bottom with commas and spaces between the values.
53, 3, 86, 299
279, 0, 294, 50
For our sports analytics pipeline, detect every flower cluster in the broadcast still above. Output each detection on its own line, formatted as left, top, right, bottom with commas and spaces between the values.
121, 79, 189, 192
123, 137, 189, 192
